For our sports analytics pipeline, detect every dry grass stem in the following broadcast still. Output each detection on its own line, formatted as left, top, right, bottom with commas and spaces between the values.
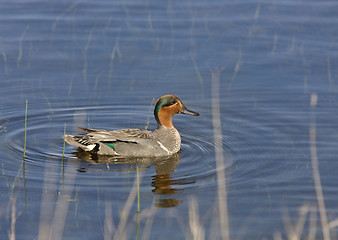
8, 197, 17, 240
113, 174, 139, 240
188, 197, 205, 240
282, 204, 310, 240
37, 161, 59, 240
104, 201, 116, 240
52, 2, 79, 31
17, 26, 29, 66
140, 207, 157, 240
273, 232, 283, 240
38, 110, 86, 240
307, 207, 317, 240
254, 3, 261, 20
211, 68, 229, 240
49, 163, 79, 240
2, 52, 8, 74
82, 25, 96, 91
327, 57, 332, 84
310, 93, 330, 240
190, 51, 204, 88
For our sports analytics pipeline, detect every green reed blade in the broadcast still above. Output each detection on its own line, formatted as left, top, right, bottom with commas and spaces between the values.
62, 123, 66, 160
23, 99, 28, 160
137, 166, 140, 213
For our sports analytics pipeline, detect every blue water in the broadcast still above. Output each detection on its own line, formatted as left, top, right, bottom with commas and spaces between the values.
1, 0, 338, 239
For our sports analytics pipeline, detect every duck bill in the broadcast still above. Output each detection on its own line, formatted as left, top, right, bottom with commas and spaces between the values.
180, 106, 199, 116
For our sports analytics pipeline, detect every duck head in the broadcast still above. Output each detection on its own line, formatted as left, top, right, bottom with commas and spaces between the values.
154, 95, 199, 128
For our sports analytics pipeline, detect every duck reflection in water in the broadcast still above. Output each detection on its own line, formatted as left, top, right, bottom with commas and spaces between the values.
73, 150, 191, 208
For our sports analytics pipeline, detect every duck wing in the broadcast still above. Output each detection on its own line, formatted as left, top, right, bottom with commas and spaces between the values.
77, 127, 153, 143
65, 127, 156, 156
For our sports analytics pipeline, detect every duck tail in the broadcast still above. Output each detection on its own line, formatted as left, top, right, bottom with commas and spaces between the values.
64, 135, 97, 151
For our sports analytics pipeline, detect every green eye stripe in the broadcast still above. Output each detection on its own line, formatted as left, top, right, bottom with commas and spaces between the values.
154, 96, 173, 121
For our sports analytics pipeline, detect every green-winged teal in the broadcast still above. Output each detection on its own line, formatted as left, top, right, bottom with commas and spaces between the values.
65, 95, 199, 157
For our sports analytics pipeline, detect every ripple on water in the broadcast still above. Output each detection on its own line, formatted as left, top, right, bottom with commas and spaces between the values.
0, 103, 225, 201
224, 99, 311, 197
0, 92, 311, 202
0, 92, 314, 210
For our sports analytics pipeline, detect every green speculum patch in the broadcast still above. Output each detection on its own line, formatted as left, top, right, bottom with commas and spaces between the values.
101, 141, 115, 149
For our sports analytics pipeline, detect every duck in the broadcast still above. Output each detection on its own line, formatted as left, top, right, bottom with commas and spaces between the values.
65, 95, 199, 157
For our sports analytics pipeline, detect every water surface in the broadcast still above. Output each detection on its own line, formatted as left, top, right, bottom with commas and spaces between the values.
1, 0, 338, 239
